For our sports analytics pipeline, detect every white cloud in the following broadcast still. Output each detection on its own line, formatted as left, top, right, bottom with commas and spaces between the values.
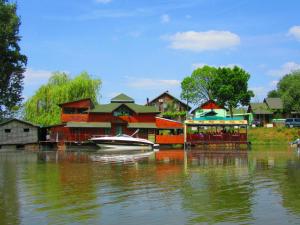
95, 0, 112, 4
288, 26, 300, 41
126, 77, 180, 90
192, 63, 239, 69
24, 68, 52, 85
164, 30, 240, 52
161, 14, 170, 24
267, 62, 300, 77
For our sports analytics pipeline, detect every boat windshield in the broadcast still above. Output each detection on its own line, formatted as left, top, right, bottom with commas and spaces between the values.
116, 134, 132, 138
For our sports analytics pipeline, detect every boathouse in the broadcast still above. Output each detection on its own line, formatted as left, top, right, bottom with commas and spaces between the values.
47, 94, 184, 146
185, 100, 249, 149
0, 118, 39, 150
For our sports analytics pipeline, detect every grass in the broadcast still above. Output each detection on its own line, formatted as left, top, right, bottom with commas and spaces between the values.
248, 127, 300, 145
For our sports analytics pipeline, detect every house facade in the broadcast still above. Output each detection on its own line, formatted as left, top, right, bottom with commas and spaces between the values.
0, 119, 39, 150
147, 91, 191, 121
50, 94, 159, 142
49, 94, 184, 145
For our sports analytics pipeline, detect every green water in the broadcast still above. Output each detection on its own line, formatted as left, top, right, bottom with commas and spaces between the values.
1, 146, 300, 225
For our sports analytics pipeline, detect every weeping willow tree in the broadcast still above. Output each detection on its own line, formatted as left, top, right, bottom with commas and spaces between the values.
23, 71, 101, 126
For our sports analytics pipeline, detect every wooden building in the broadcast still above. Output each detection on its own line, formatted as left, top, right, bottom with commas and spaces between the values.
49, 94, 159, 143
47, 94, 185, 146
0, 119, 39, 150
147, 91, 191, 121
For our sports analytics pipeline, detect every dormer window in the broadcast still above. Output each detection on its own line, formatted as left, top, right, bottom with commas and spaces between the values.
113, 105, 132, 116
63, 108, 87, 114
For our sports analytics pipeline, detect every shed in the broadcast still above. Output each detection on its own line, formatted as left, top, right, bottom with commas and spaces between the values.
0, 119, 39, 150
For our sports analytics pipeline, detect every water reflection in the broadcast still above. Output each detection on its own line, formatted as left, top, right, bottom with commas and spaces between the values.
0, 147, 300, 224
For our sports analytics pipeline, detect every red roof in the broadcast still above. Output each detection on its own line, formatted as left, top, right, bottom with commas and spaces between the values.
155, 117, 183, 129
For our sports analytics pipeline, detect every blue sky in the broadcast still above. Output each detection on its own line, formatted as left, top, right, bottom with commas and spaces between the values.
18, 0, 300, 105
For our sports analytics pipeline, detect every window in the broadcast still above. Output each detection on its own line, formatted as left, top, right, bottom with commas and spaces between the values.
24, 128, 30, 132
5, 129, 11, 133
63, 107, 76, 114
113, 105, 132, 116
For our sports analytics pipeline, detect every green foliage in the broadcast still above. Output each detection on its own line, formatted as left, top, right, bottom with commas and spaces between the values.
23, 71, 101, 126
180, 66, 217, 105
0, 0, 27, 119
180, 65, 253, 116
191, 65, 217, 101
180, 76, 197, 106
162, 111, 186, 119
212, 66, 254, 117
267, 90, 280, 98
276, 70, 300, 113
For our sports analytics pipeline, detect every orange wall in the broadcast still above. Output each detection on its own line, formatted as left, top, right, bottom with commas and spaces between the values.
156, 135, 184, 144
61, 114, 89, 123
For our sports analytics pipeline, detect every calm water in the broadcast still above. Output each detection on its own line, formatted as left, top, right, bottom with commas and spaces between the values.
1, 147, 300, 225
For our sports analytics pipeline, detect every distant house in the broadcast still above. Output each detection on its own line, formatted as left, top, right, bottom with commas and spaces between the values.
263, 97, 284, 118
147, 91, 191, 121
0, 118, 39, 150
248, 98, 284, 125
192, 100, 227, 119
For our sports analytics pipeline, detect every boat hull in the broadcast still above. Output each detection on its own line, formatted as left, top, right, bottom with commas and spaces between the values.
96, 143, 153, 151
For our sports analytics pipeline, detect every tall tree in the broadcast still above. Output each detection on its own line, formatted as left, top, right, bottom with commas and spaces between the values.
191, 65, 217, 102
212, 66, 254, 117
180, 65, 217, 107
23, 71, 101, 126
277, 70, 300, 114
0, 0, 27, 119
180, 76, 197, 107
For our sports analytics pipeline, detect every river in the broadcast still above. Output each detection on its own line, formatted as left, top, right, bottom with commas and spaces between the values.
0, 146, 300, 225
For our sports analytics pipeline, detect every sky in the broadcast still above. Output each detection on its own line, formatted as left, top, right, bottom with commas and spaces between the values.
18, 0, 300, 105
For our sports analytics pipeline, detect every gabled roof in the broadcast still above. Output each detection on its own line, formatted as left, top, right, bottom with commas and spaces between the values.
191, 100, 225, 114
249, 103, 272, 114
0, 118, 39, 127
111, 93, 134, 103
58, 98, 93, 107
148, 91, 191, 110
88, 102, 160, 114
264, 98, 283, 110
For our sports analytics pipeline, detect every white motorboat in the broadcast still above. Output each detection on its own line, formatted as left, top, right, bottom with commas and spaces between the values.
89, 134, 158, 151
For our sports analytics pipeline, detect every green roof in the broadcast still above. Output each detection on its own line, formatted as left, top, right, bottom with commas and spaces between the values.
232, 108, 248, 115
264, 98, 283, 110
127, 123, 157, 128
66, 122, 111, 128
89, 102, 159, 114
111, 93, 134, 103
250, 103, 273, 114
194, 116, 243, 121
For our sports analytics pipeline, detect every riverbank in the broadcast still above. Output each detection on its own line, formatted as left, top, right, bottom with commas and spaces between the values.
248, 127, 300, 145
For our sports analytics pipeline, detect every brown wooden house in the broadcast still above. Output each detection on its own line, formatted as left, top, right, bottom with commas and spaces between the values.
147, 91, 191, 121
49, 94, 160, 142
45, 93, 186, 146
